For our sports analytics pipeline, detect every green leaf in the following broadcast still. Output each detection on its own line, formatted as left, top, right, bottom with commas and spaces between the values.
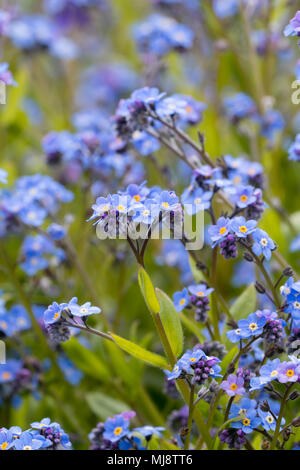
180, 312, 206, 343
230, 284, 256, 321
2, 67, 28, 126
155, 288, 184, 357
221, 346, 239, 374
86, 391, 130, 420
62, 338, 110, 382
111, 333, 169, 370
138, 266, 160, 315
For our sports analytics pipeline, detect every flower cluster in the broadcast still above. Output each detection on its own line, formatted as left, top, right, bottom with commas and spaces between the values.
89, 183, 183, 239
173, 284, 214, 323
167, 347, 222, 385
132, 14, 194, 56
0, 418, 71, 450
209, 217, 275, 261
89, 412, 164, 450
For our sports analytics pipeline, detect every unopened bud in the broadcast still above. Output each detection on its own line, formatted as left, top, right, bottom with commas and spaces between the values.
197, 386, 209, 400
255, 282, 266, 294
289, 391, 300, 401
292, 416, 300, 427
261, 439, 270, 450
243, 252, 254, 262
227, 319, 238, 330
283, 428, 291, 441
283, 266, 294, 278
227, 362, 235, 374
260, 400, 270, 412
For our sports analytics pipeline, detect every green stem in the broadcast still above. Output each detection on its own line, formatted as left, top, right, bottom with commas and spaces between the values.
210, 247, 220, 340
184, 384, 195, 450
270, 383, 295, 450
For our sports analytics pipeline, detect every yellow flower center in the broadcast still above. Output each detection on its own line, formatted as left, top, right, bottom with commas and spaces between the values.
189, 357, 197, 362
219, 227, 226, 235
0, 321, 7, 329
114, 427, 123, 436
23, 446, 32, 450
117, 204, 125, 212
249, 322, 258, 331
294, 301, 300, 309
194, 198, 201, 204
80, 307, 88, 315
239, 225, 247, 233
185, 105, 193, 113
230, 383, 238, 391
286, 369, 294, 377
243, 419, 250, 426
197, 291, 204, 296
162, 202, 169, 209
54, 312, 60, 320
2, 372, 11, 380
240, 195, 248, 202
143, 209, 150, 216
270, 370, 278, 377
1, 442, 8, 450
179, 298, 186, 306
133, 195, 140, 202
266, 415, 274, 424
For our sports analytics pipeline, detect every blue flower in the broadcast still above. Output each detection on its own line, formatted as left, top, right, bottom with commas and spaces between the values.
30, 417, 52, 430
284, 11, 300, 38
132, 199, 160, 225
166, 359, 186, 380
0, 359, 22, 383
238, 312, 267, 338
68, 300, 101, 317
229, 397, 257, 419
230, 216, 257, 238
132, 131, 160, 156
44, 301, 67, 325
173, 288, 190, 312
182, 187, 212, 215
119, 436, 146, 450
226, 327, 243, 343
213, 0, 238, 18
103, 415, 130, 443
290, 234, 300, 252
208, 217, 231, 246
231, 409, 261, 434
288, 134, 300, 161
258, 408, 284, 432
188, 284, 214, 298
231, 185, 257, 209
18, 203, 47, 227
133, 426, 165, 438
0, 168, 7, 184
0, 430, 14, 450
250, 358, 281, 391
47, 223, 66, 240
14, 431, 44, 450
223, 93, 257, 122
159, 190, 179, 211
252, 228, 275, 260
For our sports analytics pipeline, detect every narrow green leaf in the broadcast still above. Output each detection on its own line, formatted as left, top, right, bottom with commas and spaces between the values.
180, 312, 206, 343
156, 288, 184, 357
86, 391, 130, 420
221, 346, 239, 374
230, 284, 257, 321
138, 266, 160, 315
63, 338, 110, 382
111, 333, 169, 370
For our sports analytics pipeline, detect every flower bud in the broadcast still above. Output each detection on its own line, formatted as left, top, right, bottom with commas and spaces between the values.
255, 281, 266, 294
